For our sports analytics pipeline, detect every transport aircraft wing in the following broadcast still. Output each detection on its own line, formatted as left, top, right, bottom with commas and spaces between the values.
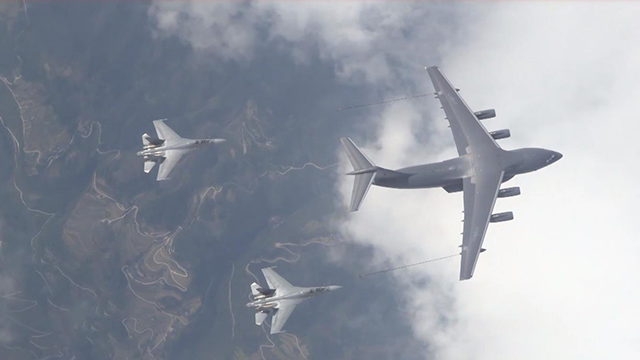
460, 170, 505, 280
427, 66, 500, 156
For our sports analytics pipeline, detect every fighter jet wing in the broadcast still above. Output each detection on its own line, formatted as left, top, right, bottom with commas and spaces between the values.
460, 170, 504, 280
270, 299, 302, 334
427, 66, 500, 156
261, 268, 295, 294
156, 150, 185, 181
153, 119, 181, 142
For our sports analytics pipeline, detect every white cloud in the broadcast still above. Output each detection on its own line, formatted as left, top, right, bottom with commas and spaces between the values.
149, 2, 261, 61
150, 2, 640, 359
341, 3, 640, 359
149, 2, 458, 84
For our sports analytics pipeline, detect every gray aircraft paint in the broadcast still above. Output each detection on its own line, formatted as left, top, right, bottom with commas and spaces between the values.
369, 148, 561, 190
341, 66, 562, 280
247, 268, 341, 334
137, 119, 226, 181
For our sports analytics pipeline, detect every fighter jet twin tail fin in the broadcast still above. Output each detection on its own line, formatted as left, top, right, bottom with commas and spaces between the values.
250, 282, 261, 297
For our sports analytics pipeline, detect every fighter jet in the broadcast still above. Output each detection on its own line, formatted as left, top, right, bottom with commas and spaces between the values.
246, 267, 341, 334
341, 66, 562, 280
137, 119, 226, 181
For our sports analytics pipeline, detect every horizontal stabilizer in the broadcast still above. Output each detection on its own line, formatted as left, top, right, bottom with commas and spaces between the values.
144, 160, 157, 173
250, 282, 261, 296
346, 167, 377, 175
348, 173, 375, 212
340, 137, 376, 212
255, 311, 268, 326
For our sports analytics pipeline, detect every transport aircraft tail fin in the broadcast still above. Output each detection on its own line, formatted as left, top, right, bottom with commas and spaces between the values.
340, 137, 377, 212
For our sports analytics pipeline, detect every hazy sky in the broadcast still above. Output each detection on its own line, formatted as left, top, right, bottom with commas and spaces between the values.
152, 2, 640, 359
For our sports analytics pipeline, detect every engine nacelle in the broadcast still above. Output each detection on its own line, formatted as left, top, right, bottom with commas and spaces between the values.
490, 211, 514, 223
252, 290, 276, 301
498, 187, 521, 198
490, 129, 511, 140
474, 109, 496, 120
257, 303, 276, 310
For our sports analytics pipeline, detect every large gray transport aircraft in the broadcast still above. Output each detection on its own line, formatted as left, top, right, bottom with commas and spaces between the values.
137, 119, 226, 181
247, 268, 341, 334
341, 66, 562, 280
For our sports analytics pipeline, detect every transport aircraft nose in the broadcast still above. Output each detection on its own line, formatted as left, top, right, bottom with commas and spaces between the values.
544, 150, 563, 166
555, 151, 563, 161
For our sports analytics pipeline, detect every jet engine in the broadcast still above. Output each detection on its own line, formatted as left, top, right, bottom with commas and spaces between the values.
490, 211, 514, 223
474, 109, 496, 120
498, 187, 521, 198
490, 129, 511, 140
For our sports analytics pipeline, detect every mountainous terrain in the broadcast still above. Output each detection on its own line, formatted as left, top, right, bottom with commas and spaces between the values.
0, 3, 424, 359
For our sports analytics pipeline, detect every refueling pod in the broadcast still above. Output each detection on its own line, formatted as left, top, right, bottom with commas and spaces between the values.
490, 211, 514, 223
498, 187, 521, 198
474, 109, 496, 120
490, 129, 511, 140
